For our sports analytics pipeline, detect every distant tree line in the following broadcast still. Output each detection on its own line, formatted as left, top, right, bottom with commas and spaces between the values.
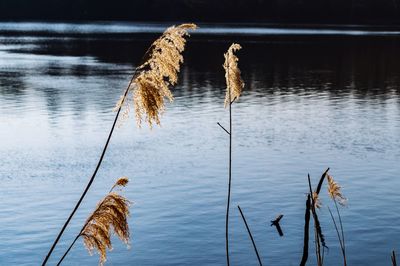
1, 0, 400, 25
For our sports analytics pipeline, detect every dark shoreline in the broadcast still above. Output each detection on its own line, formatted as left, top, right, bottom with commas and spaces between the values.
3, 20, 400, 30
2, 22, 400, 42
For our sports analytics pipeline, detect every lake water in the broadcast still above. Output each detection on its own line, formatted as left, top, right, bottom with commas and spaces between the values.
1, 22, 400, 265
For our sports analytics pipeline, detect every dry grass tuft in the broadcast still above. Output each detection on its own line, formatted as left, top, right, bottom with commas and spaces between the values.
312, 192, 322, 209
223, 43, 244, 107
327, 174, 347, 206
110, 176, 129, 192
81, 192, 130, 265
115, 23, 197, 127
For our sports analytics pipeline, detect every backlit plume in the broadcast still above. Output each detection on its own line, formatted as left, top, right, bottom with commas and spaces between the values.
110, 176, 129, 192
327, 174, 347, 206
313, 192, 322, 209
223, 43, 244, 107
81, 192, 130, 265
115, 23, 197, 127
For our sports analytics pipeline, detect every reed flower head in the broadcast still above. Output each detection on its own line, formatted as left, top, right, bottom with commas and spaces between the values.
327, 174, 347, 206
81, 192, 131, 265
312, 192, 322, 209
110, 176, 129, 192
223, 43, 244, 107
115, 23, 197, 127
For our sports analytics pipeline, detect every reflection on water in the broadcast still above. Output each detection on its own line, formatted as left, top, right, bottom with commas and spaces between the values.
0, 23, 400, 265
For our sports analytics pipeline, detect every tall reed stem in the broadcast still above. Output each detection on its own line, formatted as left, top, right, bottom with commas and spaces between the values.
237, 205, 263, 266
57, 234, 80, 266
225, 77, 233, 266
328, 207, 346, 266
392, 250, 397, 266
42, 79, 133, 266
334, 199, 346, 265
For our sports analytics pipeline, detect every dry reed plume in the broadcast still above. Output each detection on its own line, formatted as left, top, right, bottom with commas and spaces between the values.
81, 192, 131, 265
327, 174, 347, 206
43, 24, 195, 266
56, 178, 131, 265
223, 43, 244, 107
110, 176, 129, 192
115, 23, 197, 127
327, 174, 347, 266
313, 192, 322, 209
220, 42, 244, 266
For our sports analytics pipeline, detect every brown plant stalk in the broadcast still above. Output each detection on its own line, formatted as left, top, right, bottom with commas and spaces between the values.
327, 174, 347, 266
219, 43, 244, 266
42, 23, 196, 265
57, 177, 131, 265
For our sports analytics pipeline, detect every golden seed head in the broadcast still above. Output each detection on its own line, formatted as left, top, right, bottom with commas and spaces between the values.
81, 192, 131, 265
327, 174, 347, 206
114, 176, 129, 188
313, 192, 322, 209
223, 43, 244, 107
115, 23, 197, 127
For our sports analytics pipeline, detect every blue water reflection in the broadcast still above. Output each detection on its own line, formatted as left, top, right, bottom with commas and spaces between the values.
0, 22, 399, 265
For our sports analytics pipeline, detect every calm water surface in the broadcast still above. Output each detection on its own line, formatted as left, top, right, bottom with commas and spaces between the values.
1, 22, 400, 265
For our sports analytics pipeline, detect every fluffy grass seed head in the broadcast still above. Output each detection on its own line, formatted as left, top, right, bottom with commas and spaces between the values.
81, 192, 131, 265
115, 23, 197, 127
327, 174, 347, 206
110, 176, 129, 192
312, 192, 322, 209
223, 43, 244, 107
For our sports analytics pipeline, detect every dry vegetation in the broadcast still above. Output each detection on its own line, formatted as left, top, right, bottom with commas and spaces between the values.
81, 192, 130, 265
42, 23, 398, 266
115, 23, 197, 127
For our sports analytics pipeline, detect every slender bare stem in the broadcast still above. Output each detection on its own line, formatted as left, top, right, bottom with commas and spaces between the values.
42, 78, 133, 266
237, 205, 263, 266
328, 207, 346, 266
392, 250, 397, 266
225, 75, 232, 266
217, 122, 230, 135
57, 234, 81, 266
334, 199, 346, 265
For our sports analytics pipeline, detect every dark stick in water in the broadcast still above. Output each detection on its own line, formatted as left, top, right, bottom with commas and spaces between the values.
392, 250, 397, 266
300, 194, 311, 266
238, 205, 263, 266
